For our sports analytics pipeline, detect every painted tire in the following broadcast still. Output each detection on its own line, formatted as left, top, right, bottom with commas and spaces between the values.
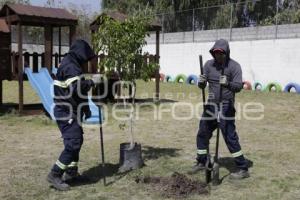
174, 74, 187, 83
160, 73, 165, 82
186, 74, 198, 85
264, 82, 282, 92
253, 82, 263, 91
284, 82, 300, 93
165, 75, 173, 82
243, 81, 252, 90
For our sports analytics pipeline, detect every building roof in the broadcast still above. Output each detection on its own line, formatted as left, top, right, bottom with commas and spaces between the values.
0, 19, 9, 33
0, 4, 78, 26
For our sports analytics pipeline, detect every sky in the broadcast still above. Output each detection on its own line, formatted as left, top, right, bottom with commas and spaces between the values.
29, 0, 102, 13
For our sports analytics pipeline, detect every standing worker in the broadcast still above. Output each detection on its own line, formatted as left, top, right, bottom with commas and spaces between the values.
47, 39, 101, 190
190, 39, 250, 179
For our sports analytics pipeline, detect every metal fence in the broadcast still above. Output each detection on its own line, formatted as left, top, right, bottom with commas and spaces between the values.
155, 0, 299, 34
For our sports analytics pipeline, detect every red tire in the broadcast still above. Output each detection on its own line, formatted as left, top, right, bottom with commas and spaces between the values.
243, 81, 252, 90
160, 73, 165, 82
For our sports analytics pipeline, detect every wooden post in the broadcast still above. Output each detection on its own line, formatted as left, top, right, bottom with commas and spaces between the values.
54, 53, 59, 68
6, 6, 11, 33
82, 62, 88, 73
32, 52, 38, 73
44, 25, 53, 72
24, 52, 30, 68
69, 25, 76, 47
17, 23, 23, 113
6, 6, 12, 80
12, 52, 17, 77
90, 56, 98, 73
0, 80, 3, 106
41, 53, 45, 68
58, 27, 62, 62
155, 30, 160, 101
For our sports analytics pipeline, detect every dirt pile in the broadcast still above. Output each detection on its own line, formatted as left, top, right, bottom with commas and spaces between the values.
135, 172, 208, 198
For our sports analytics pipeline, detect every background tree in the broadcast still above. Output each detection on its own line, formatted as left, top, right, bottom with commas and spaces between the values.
92, 10, 158, 147
209, 3, 237, 29
0, 0, 29, 7
261, 0, 300, 25
92, 10, 158, 82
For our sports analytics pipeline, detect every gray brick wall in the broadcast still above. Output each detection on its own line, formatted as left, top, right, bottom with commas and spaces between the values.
147, 23, 300, 44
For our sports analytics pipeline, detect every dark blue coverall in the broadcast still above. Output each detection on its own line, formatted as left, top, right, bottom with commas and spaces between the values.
51, 40, 95, 176
196, 39, 248, 171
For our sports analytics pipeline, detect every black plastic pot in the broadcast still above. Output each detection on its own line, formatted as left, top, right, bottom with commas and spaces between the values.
118, 142, 144, 173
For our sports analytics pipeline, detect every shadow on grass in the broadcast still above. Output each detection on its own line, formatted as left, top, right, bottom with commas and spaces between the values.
219, 157, 254, 172
66, 146, 182, 187
97, 98, 177, 104
134, 98, 178, 104
218, 157, 254, 183
0, 103, 45, 116
68, 163, 122, 187
142, 146, 181, 161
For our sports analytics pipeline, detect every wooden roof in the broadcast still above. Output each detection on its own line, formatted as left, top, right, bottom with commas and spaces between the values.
90, 11, 162, 32
0, 19, 9, 33
0, 4, 78, 26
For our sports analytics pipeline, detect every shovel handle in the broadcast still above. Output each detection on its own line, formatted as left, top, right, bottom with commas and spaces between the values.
199, 55, 206, 105
98, 85, 106, 186
199, 55, 212, 184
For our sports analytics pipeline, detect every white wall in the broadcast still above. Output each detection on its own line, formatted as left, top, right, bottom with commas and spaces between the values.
144, 38, 300, 87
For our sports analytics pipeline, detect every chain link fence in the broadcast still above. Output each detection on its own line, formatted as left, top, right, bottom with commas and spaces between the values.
155, 0, 300, 34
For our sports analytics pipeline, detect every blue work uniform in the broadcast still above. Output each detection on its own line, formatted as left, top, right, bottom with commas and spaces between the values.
196, 39, 248, 170
51, 39, 95, 175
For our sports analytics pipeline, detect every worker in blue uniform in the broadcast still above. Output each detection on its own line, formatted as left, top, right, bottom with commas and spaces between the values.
47, 39, 101, 191
190, 39, 249, 179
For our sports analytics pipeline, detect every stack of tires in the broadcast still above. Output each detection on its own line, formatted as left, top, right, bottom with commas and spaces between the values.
160, 73, 300, 94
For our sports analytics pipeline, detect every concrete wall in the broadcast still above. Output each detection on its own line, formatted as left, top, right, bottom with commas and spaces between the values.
145, 24, 300, 88
147, 23, 300, 44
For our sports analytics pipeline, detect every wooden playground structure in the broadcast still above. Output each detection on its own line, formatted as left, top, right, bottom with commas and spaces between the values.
0, 4, 161, 114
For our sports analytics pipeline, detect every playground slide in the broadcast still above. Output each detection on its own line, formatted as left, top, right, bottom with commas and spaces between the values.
25, 68, 102, 124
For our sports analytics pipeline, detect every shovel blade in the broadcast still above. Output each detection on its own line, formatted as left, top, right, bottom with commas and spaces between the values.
211, 162, 220, 186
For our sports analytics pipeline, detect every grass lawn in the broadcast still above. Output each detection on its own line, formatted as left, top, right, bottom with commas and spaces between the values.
0, 80, 300, 200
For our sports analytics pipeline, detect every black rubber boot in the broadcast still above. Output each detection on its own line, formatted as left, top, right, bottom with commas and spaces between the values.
47, 171, 70, 191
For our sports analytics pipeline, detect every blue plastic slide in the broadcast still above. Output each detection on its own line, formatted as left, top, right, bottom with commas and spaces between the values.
25, 68, 102, 124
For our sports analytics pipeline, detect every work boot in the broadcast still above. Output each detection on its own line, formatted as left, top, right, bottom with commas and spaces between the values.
47, 171, 70, 191
229, 169, 250, 180
63, 167, 80, 182
188, 162, 206, 174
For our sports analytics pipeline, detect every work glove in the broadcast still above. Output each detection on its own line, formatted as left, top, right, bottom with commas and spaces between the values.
84, 109, 92, 120
219, 75, 229, 86
91, 74, 102, 86
198, 74, 207, 89
82, 105, 92, 120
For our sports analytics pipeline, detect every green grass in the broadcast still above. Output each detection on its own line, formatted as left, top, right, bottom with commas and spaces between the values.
0, 80, 300, 200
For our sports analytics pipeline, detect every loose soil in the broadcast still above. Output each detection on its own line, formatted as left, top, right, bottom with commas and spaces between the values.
135, 172, 208, 199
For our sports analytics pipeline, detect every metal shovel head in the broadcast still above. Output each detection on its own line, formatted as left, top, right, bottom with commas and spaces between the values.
205, 154, 212, 184
211, 162, 220, 186
118, 142, 144, 173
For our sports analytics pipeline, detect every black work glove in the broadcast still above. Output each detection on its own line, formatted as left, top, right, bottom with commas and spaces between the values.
81, 105, 92, 120
198, 74, 207, 89
84, 109, 92, 120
